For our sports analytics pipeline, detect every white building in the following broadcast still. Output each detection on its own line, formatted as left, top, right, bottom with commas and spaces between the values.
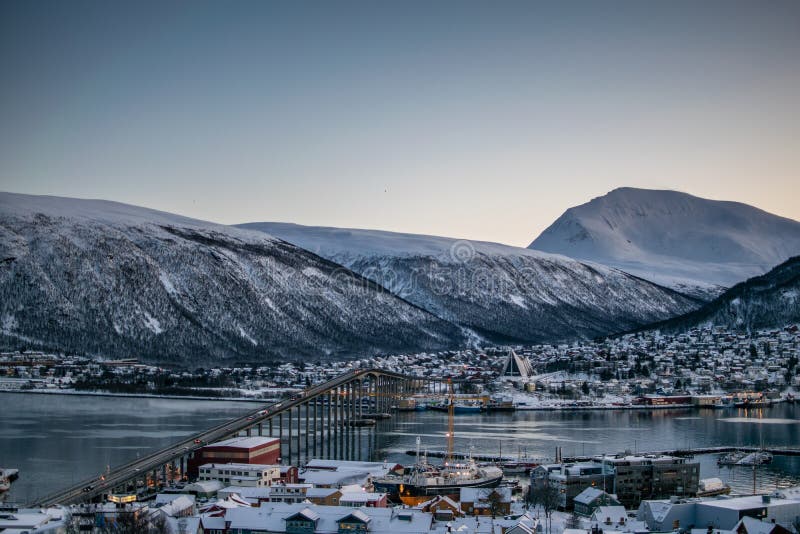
198, 463, 281, 487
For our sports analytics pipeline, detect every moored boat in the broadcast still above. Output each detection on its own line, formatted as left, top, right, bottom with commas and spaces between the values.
374, 437, 503, 505
697, 477, 731, 497
373, 460, 503, 505
737, 451, 773, 466
453, 400, 484, 414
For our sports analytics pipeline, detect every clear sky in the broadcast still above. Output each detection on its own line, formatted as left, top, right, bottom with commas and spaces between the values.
1, 1, 798, 247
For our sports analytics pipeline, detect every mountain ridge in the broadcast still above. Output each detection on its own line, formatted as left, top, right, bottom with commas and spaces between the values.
528, 187, 800, 297
239, 221, 700, 345
0, 192, 467, 365
635, 255, 800, 334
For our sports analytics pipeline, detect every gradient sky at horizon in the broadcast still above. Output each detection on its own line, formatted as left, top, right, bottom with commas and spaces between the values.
1, 0, 798, 246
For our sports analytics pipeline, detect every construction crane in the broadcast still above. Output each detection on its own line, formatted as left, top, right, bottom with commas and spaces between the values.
446, 378, 455, 464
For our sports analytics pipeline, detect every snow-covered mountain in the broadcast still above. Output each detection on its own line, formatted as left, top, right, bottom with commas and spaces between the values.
528, 188, 800, 299
239, 222, 699, 345
643, 256, 800, 333
0, 193, 466, 365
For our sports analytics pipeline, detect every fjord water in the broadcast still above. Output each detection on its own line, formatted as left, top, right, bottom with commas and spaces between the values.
2, 393, 799, 503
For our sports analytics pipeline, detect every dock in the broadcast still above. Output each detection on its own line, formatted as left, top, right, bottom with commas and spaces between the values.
406, 446, 800, 463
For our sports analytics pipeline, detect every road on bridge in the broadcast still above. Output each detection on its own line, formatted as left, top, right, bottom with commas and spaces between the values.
31, 368, 427, 507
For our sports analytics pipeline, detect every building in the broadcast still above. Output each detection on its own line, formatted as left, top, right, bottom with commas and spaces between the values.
574, 487, 621, 516
604, 454, 700, 507
531, 462, 615, 510
188, 436, 281, 477
501, 350, 534, 380
219, 483, 315, 505
637, 488, 800, 533
198, 463, 281, 487
634, 395, 693, 406
602, 454, 700, 508
459, 487, 512, 517
415, 495, 463, 522
591, 505, 629, 529
339, 490, 388, 508
223, 502, 434, 533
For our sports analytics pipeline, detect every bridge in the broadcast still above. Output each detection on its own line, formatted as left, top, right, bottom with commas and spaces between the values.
31, 368, 462, 507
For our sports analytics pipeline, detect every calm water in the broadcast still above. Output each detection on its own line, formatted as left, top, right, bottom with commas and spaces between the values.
378, 404, 800, 495
0, 393, 256, 503
2, 393, 799, 503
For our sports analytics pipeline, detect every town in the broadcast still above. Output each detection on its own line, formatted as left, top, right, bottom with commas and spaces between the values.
2, 430, 800, 533
0, 326, 799, 532
2, 325, 798, 408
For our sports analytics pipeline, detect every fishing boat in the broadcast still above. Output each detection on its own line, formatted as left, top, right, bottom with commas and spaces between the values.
373, 449, 503, 505
487, 395, 516, 412
453, 400, 484, 414
374, 398, 502, 505
500, 447, 540, 475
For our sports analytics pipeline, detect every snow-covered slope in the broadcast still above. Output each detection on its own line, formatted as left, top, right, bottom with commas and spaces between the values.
239, 222, 699, 344
528, 188, 800, 298
643, 256, 800, 333
0, 193, 466, 365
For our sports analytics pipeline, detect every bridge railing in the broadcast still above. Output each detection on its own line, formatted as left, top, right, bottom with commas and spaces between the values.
31, 368, 455, 506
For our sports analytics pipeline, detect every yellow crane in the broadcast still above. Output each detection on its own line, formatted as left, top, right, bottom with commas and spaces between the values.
446, 378, 455, 464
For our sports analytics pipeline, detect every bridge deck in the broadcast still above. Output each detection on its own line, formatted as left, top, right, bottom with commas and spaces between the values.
32, 368, 444, 507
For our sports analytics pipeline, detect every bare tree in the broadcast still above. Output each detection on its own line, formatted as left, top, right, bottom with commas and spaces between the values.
95, 509, 171, 533
528, 482, 561, 534
486, 490, 505, 519
566, 512, 582, 530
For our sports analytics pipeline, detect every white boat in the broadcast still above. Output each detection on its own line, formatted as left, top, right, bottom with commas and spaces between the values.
737, 451, 773, 466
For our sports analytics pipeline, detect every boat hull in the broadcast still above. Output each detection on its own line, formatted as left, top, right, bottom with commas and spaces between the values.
374, 474, 503, 505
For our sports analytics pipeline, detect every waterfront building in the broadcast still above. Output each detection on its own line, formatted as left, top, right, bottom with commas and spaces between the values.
188, 436, 281, 478
601, 454, 700, 508
198, 462, 281, 487
531, 462, 615, 510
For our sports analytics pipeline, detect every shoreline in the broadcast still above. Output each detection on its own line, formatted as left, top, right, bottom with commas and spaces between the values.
514, 403, 696, 411
0, 389, 269, 403
1, 389, 788, 412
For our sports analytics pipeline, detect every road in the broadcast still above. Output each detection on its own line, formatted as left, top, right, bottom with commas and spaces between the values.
31, 368, 420, 506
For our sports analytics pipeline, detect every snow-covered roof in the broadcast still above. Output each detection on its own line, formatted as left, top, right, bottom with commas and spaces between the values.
206, 436, 279, 449
592, 505, 628, 525
574, 487, 606, 505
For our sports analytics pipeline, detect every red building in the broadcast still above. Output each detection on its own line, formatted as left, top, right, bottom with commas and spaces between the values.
188, 436, 281, 478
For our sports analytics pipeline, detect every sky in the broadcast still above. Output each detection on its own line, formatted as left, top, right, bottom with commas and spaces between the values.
1, 1, 798, 247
